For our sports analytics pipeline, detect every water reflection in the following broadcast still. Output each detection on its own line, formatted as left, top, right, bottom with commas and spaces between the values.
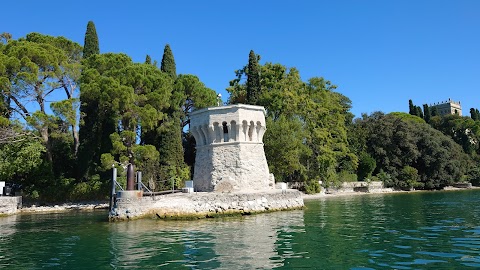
109, 210, 305, 269
0, 215, 17, 238
3, 190, 480, 269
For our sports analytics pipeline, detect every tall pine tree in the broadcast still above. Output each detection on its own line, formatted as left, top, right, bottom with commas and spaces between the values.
78, 21, 115, 180
83, 21, 99, 58
246, 50, 261, 105
161, 44, 176, 78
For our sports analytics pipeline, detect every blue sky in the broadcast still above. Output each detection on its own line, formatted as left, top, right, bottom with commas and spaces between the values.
2, 0, 479, 118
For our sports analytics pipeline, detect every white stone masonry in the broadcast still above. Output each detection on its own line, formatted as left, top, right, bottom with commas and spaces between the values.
190, 104, 273, 192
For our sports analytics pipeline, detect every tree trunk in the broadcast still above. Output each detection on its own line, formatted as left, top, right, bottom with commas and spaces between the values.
72, 125, 79, 157
40, 127, 53, 162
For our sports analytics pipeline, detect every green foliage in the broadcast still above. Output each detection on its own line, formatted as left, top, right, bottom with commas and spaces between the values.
51, 99, 79, 128
69, 180, 105, 201
357, 152, 376, 180
173, 74, 217, 128
304, 178, 321, 194
470, 108, 480, 121
264, 115, 310, 182
353, 112, 471, 189
142, 73, 216, 190
337, 171, 358, 182
388, 112, 425, 124
246, 50, 261, 104
83, 21, 99, 58
415, 106, 424, 119
161, 44, 176, 78
227, 57, 357, 188
0, 33, 81, 201
397, 166, 421, 190
408, 99, 415, 115
423, 104, 431, 123
145, 54, 152, 65
466, 167, 480, 186
0, 33, 82, 165
157, 116, 190, 189
80, 53, 173, 181
0, 31, 221, 201
429, 114, 480, 157
408, 100, 425, 119
376, 170, 393, 187
0, 134, 45, 181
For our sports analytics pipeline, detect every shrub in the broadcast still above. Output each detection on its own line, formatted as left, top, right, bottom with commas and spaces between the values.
304, 178, 321, 194
69, 180, 106, 201
397, 166, 421, 190
338, 171, 358, 182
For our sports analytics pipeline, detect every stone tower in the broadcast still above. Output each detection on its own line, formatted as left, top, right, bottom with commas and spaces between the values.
430, 98, 462, 116
190, 104, 273, 192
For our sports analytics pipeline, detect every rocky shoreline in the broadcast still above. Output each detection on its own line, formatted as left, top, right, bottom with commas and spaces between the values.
303, 185, 480, 200
19, 202, 109, 213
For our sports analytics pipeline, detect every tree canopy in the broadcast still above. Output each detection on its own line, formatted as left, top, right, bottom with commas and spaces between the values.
352, 112, 471, 189
227, 56, 357, 189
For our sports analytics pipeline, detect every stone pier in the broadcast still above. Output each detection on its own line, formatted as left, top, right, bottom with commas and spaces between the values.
109, 104, 304, 221
109, 190, 304, 221
0, 196, 22, 216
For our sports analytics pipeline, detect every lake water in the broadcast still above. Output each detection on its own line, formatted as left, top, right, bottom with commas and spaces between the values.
1, 190, 480, 269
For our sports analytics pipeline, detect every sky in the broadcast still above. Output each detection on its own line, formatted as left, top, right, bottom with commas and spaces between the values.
2, 0, 479, 118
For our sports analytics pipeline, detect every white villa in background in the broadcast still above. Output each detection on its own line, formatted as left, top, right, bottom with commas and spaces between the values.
430, 98, 462, 116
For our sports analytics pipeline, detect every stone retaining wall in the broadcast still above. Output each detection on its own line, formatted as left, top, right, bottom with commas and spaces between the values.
109, 190, 304, 221
0, 196, 22, 216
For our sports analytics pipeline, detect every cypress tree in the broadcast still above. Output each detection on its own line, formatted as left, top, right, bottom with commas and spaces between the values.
431, 106, 438, 117
161, 44, 176, 78
83, 21, 99, 58
423, 104, 431, 123
415, 106, 423, 119
408, 100, 415, 115
471, 108, 479, 121
246, 50, 261, 105
145, 55, 152, 65
78, 22, 115, 180
158, 114, 189, 188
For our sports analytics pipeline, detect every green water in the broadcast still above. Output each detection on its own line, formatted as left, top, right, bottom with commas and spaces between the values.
1, 190, 480, 269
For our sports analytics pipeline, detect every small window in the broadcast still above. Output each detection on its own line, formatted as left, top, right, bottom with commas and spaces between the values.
222, 122, 229, 142
222, 122, 228, 134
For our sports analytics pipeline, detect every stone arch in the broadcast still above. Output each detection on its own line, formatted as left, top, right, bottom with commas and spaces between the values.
242, 120, 248, 141
206, 124, 215, 144
213, 122, 221, 143
200, 125, 210, 145
191, 126, 205, 146
256, 121, 265, 142
248, 121, 255, 141
230, 120, 237, 141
